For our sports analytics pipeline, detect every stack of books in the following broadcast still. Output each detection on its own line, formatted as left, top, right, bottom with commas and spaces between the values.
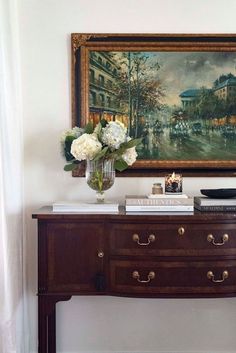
52, 201, 119, 213
194, 196, 236, 212
125, 194, 194, 212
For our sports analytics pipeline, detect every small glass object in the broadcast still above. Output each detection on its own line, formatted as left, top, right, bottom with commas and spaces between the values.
152, 183, 163, 194
86, 158, 115, 202
165, 172, 183, 193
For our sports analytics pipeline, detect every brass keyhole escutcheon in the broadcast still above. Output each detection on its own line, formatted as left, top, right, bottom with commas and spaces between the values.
178, 227, 185, 236
97, 251, 104, 258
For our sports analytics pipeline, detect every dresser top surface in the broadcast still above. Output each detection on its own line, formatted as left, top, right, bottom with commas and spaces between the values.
32, 206, 236, 222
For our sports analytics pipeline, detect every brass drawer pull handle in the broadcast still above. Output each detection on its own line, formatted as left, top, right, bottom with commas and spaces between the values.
178, 227, 185, 236
207, 233, 229, 246
132, 233, 156, 246
207, 270, 229, 283
132, 270, 155, 283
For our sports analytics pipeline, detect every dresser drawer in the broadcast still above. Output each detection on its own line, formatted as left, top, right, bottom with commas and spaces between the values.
109, 223, 236, 257
110, 260, 236, 296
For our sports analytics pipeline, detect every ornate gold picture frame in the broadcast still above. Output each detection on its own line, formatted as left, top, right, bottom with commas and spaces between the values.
71, 33, 236, 176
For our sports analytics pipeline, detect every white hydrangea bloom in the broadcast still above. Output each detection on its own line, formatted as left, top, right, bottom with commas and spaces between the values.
61, 126, 84, 142
122, 147, 138, 166
70, 133, 102, 161
101, 121, 127, 149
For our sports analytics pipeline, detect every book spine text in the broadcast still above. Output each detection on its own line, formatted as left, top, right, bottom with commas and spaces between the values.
194, 205, 236, 212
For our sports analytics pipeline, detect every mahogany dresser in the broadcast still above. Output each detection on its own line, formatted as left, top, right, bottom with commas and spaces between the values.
33, 207, 236, 353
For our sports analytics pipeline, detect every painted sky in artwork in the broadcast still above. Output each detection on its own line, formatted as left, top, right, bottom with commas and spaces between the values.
154, 52, 236, 105
115, 51, 236, 106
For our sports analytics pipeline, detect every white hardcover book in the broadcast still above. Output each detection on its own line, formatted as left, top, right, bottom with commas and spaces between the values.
126, 211, 194, 215
125, 205, 194, 212
53, 201, 119, 213
194, 196, 236, 206
53, 209, 119, 213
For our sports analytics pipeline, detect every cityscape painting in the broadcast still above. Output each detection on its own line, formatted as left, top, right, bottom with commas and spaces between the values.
89, 51, 236, 161
71, 34, 236, 175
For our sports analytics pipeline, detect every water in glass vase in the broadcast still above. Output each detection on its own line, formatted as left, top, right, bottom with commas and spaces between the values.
86, 158, 115, 203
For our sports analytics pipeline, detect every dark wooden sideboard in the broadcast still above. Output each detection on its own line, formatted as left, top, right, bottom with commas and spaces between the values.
33, 207, 236, 353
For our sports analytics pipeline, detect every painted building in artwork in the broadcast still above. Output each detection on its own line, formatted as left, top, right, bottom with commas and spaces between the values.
180, 75, 236, 109
213, 76, 236, 101
89, 52, 128, 126
179, 89, 200, 109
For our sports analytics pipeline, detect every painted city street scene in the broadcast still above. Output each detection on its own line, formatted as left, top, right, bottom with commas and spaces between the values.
89, 51, 236, 160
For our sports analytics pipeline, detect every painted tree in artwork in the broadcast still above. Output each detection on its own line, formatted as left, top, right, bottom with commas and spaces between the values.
188, 88, 224, 129
114, 52, 164, 137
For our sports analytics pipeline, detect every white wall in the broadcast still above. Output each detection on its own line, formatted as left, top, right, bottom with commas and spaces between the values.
18, 0, 236, 352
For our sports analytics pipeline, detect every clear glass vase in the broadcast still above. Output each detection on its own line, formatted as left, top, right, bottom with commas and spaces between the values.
86, 158, 115, 203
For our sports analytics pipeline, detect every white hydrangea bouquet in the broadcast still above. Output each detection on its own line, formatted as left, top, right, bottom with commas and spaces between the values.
61, 119, 142, 172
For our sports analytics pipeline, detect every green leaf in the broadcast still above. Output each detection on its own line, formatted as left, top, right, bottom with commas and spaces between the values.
95, 123, 102, 141
84, 121, 94, 134
114, 159, 128, 172
121, 137, 143, 149
129, 137, 143, 147
64, 163, 78, 171
64, 135, 77, 161
64, 149, 75, 162
111, 139, 141, 158
93, 146, 109, 161
108, 144, 129, 158
100, 119, 108, 128
65, 135, 76, 144
108, 138, 142, 159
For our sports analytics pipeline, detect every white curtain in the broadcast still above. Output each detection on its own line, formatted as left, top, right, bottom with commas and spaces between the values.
0, 0, 28, 352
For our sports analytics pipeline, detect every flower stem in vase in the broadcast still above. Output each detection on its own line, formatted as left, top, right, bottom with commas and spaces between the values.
86, 158, 115, 203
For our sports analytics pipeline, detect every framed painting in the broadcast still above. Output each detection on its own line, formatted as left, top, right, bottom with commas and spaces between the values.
71, 33, 236, 176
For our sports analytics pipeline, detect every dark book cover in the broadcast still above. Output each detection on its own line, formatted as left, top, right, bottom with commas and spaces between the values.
194, 204, 236, 212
